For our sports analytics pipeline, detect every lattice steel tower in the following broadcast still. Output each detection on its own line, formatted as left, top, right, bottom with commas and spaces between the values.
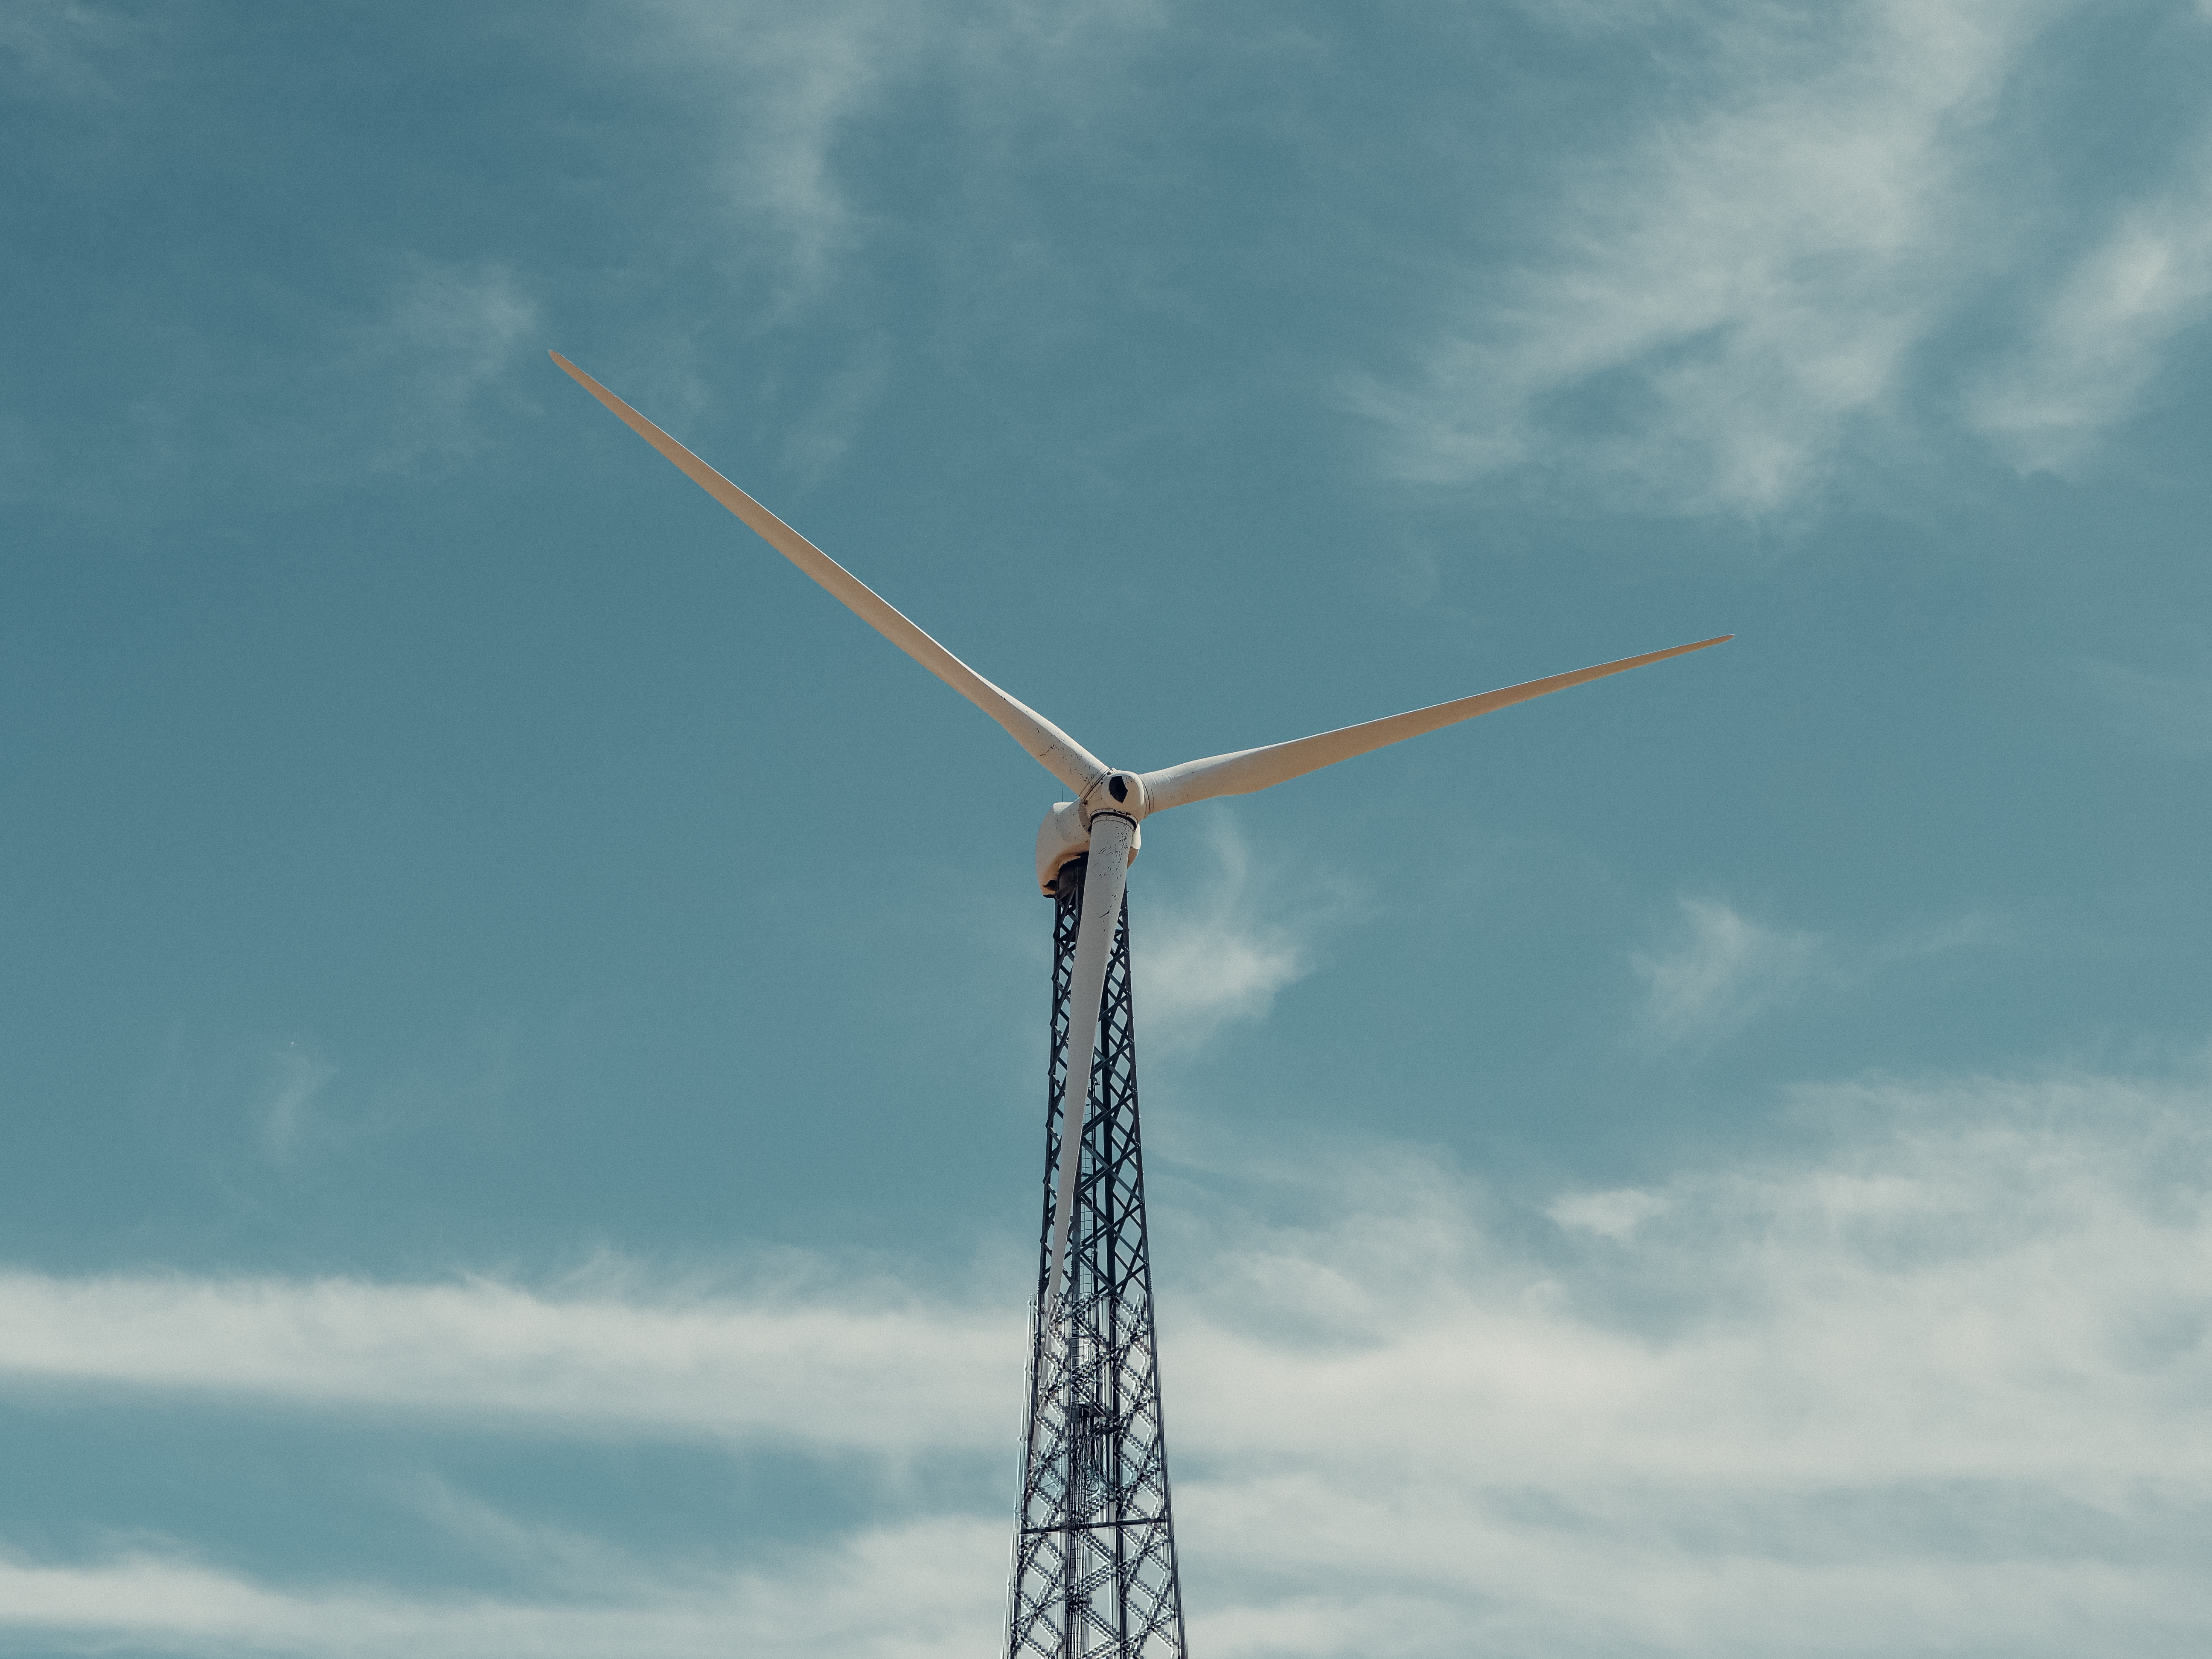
1008, 856, 1188, 1659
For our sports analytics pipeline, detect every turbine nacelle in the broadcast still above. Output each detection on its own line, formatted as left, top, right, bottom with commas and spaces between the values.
1036, 793, 1142, 896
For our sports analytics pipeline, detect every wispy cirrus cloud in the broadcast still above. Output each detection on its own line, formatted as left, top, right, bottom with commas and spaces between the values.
1359, 0, 2212, 515
6, 1057, 2211, 1655
596, 0, 1170, 461
343, 260, 542, 473
54, 256, 546, 498
257, 1044, 335, 1163
616, 0, 925, 305
8, 0, 1170, 512
1630, 896, 2005, 1047
1133, 815, 1333, 1052
1633, 896, 1817, 1044
620, 0, 1172, 297
1970, 132, 2212, 474
1361, 0, 2071, 514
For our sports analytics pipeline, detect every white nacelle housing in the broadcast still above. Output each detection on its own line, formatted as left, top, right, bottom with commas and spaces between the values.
1035, 801, 1139, 896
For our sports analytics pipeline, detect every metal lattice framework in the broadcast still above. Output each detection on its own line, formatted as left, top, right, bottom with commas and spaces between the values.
1008, 856, 1187, 1659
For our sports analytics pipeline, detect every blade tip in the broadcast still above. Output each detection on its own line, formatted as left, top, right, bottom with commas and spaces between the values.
549, 352, 605, 397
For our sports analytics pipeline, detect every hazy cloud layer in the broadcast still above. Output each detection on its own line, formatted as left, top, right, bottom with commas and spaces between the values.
0, 1266, 1016, 1455
6, 1058, 2209, 1655
0, 1519, 1006, 1659
2089, 658, 2212, 754
0, 0, 169, 106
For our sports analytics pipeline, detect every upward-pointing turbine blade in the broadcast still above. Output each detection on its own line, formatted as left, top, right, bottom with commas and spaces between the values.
550, 352, 1107, 796
1138, 634, 1732, 813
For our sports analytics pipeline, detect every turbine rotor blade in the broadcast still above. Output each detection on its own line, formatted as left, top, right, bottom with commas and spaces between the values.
1137, 634, 1732, 813
550, 352, 1106, 796
1039, 813, 1136, 1331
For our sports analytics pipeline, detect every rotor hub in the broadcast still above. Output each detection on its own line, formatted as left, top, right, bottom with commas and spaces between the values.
1079, 769, 1147, 827
1035, 773, 1145, 896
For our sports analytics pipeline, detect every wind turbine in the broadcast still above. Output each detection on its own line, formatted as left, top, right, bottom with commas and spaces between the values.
550, 351, 1727, 1657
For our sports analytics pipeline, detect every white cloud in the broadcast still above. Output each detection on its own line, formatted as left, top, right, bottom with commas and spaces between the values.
6, 1059, 2212, 1654
1632, 898, 2002, 1047
1546, 1184, 1669, 1239
0, 1262, 1017, 1455
1181, 1071, 2212, 1493
344, 260, 541, 472
1132, 816, 1321, 1051
1356, 0, 2098, 515
258, 1045, 335, 1162
1363, 0, 2064, 512
1970, 137, 2212, 474
1162, 1065, 2212, 1654
620, 0, 1167, 306
1633, 896, 1816, 1043
619, 0, 919, 304
0, 1517, 1005, 1659
567, 0, 1167, 471
0, 0, 168, 105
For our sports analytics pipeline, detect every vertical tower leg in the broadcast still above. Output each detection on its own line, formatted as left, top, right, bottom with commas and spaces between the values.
1007, 856, 1188, 1659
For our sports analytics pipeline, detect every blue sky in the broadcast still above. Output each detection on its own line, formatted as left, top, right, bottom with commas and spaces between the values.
5, 0, 2212, 1653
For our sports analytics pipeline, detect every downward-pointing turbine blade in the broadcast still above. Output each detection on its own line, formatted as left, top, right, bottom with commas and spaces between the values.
1137, 634, 1732, 813
549, 352, 1106, 796
1039, 814, 1136, 1331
